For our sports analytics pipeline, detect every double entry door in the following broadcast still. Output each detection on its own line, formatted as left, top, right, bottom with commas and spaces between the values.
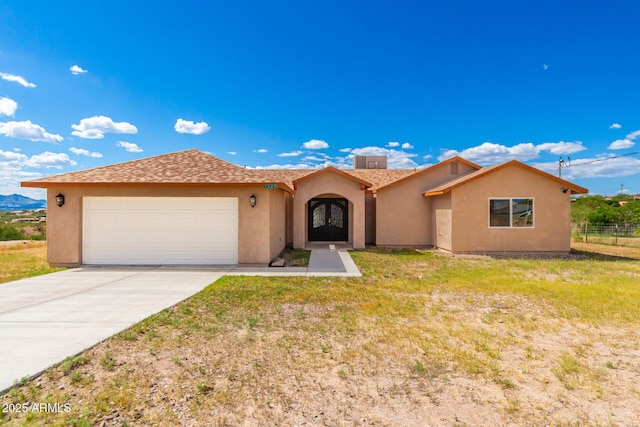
307, 198, 348, 242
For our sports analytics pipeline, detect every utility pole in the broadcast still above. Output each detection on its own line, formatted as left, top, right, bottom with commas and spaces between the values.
558, 157, 563, 178
558, 156, 570, 178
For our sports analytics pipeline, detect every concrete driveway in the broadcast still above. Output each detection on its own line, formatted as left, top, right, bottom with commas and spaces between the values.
0, 267, 229, 393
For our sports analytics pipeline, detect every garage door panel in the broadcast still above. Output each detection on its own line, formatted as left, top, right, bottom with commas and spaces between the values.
83, 197, 238, 265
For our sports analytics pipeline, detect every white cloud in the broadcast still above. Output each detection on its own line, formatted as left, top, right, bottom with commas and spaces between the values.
438, 140, 593, 165
116, 141, 143, 153
1, 149, 75, 170
537, 141, 587, 155
439, 142, 539, 164
25, 152, 76, 169
0, 120, 63, 143
302, 139, 329, 149
339, 148, 352, 153
254, 148, 268, 153
423, 154, 433, 160
608, 130, 640, 150
608, 139, 635, 150
69, 147, 103, 158
0, 149, 75, 198
71, 116, 137, 139
70, 65, 88, 75
302, 155, 327, 162
252, 163, 313, 170
388, 141, 414, 150
0, 97, 18, 116
228, 151, 237, 155
0, 149, 27, 162
174, 118, 211, 135
533, 155, 640, 180
543, 64, 549, 70
626, 130, 640, 140
609, 123, 622, 129
0, 162, 45, 199
277, 150, 303, 157
0, 72, 36, 88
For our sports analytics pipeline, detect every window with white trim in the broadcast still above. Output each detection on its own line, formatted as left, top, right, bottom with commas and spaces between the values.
489, 198, 534, 228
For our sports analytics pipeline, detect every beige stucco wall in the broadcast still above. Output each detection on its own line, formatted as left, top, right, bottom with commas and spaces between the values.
284, 191, 293, 246
44, 184, 285, 266
450, 165, 573, 253
268, 189, 287, 261
376, 161, 476, 247
292, 171, 366, 249
46, 189, 82, 266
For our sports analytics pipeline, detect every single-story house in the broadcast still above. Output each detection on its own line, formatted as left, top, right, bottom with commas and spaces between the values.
21, 148, 587, 266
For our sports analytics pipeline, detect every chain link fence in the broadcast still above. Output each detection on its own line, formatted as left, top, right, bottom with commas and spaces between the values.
572, 223, 640, 247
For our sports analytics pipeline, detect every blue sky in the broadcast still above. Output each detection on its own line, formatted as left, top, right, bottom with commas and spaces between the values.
1, 0, 639, 199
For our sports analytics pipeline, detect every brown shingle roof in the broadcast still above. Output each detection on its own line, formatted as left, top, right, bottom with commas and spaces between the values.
23, 149, 240, 183
22, 149, 588, 195
21, 149, 425, 192
422, 160, 589, 196
22, 149, 301, 192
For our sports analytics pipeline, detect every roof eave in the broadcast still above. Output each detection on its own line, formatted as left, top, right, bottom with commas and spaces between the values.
570, 185, 589, 195
422, 191, 445, 197
21, 181, 52, 188
292, 166, 373, 187
21, 181, 295, 193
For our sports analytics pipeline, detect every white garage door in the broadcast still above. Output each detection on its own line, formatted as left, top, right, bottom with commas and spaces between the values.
83, 197, 238, 265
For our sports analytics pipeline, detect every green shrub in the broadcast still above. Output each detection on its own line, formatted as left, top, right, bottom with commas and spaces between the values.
0, 224, 25, 241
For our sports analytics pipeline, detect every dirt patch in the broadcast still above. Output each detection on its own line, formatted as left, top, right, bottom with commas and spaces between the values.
572, 241, 640, 260
277, 246, 311, 267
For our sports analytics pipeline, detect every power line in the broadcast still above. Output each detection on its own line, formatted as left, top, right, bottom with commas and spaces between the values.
568, 151, 639, 167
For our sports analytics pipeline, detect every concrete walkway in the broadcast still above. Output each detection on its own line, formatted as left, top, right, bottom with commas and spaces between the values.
0, 245, 360, 392
227, 243, 361, 277
306, 243, 361, 276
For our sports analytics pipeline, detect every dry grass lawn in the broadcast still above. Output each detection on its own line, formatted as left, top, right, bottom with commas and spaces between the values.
0, 241, 61, 284
1, 243, 640, 426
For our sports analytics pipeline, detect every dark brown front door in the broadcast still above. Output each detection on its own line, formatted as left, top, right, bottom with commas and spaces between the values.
308, 198, 348, 242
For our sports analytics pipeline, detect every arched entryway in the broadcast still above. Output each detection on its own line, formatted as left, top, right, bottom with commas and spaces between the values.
307, 198, 348, 241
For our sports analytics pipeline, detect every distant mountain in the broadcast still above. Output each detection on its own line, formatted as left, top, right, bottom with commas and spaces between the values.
0, 194, 46, 210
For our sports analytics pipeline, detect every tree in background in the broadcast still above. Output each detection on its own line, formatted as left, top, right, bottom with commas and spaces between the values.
572, 195, 640, 225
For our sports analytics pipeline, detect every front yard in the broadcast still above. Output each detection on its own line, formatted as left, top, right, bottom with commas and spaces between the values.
1, 244, 640, 426
0, 241, 61, 284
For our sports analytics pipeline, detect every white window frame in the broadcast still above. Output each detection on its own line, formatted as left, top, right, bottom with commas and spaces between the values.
488, 197, 535, 228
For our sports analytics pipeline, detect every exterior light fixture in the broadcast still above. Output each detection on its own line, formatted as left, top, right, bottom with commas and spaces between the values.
249, 194, 257, 208
561, 188, 569, 193
55, 193, 65, 207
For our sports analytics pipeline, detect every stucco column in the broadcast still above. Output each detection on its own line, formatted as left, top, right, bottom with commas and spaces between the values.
293, 195, 306, 249
352, 195, 365, 249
